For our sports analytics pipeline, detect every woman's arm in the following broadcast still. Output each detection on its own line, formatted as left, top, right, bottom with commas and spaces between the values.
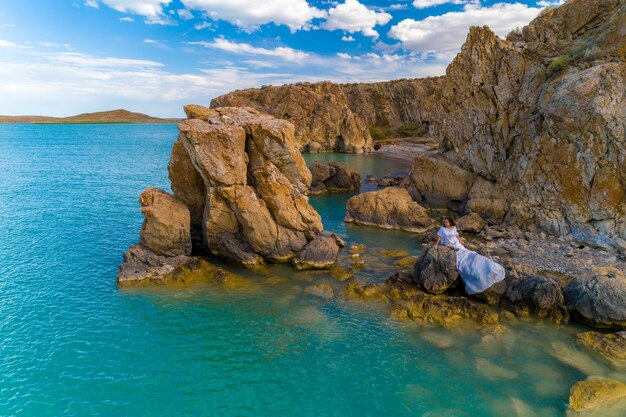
435, 237, 441, 247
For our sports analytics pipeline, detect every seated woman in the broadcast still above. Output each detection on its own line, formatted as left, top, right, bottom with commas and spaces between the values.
435, 217, 505, 295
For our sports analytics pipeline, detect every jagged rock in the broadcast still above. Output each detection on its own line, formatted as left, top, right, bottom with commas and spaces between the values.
406, 155, 476, 209
345, 187, 434, 233
577, 331, 626, 367
412, 245, 460, 294
457, 212, 487, 233
502, 272, 568, 323
117, 245, 215, 286
568, 379, 626, 411
175, 106, 322, 267
428, 0, 626, 237
138, 187, 191, 257
376, 176, 404, 187
564, 266, 626, 329
292, 236, 340, 270
309, 161, 361, 194
211, 78, 444, 153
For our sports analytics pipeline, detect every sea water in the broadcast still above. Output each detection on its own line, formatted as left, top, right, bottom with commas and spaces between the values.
0, 124, 623, 417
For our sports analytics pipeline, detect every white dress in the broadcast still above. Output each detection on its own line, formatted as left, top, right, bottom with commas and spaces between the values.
437, 226, 505, 295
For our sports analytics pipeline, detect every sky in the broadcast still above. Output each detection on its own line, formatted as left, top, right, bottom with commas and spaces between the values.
0, 0, 564, 117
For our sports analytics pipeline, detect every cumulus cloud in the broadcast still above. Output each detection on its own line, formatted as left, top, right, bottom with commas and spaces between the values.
323, 0, 392, 38
181, 0, 325, 31
389, 3, 541, 53
188, 38, 311, 62
341, 35, 355, 42
98, 0, 173, 24
536, 0, 566, 6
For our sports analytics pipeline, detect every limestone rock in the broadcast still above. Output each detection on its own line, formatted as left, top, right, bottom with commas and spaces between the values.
138, 187, 191, 257
412, 245, 460, 294
457, 212, 487, 234
502, 273, 568, 323
577, 331, 626, 367
293, 236, 340, 270
471, 279, 508, 306
568, 379, 626, 411
345, 187, 434, 233
564, 266, 626, 329
309, 161, 361, 194
211, 77, 444, 153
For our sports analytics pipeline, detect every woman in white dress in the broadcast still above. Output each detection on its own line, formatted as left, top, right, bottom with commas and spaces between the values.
434, 217, 505, 295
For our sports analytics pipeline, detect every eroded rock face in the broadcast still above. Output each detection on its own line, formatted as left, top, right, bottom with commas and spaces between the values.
211, 78, 445, 153
309, 161, 361, 194
345, 187, 434, 233
138, 187, 192, 257
412, 245, 460, 294
119, 106, 324, 283
424, 0, 626, 238
564, 266, 626, 329
456, 212, 487, 234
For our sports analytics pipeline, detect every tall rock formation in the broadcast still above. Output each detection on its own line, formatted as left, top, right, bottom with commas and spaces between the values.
410, 0, 625, 239
211, 78, 443, 153
119, 106, 324, 284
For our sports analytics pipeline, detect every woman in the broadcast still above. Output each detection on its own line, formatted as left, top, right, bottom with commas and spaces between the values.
434, 217, 505, 295
435, 217, 466, 250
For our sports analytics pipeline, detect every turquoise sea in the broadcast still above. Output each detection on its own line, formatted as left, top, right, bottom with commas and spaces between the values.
0, 124, 623, 417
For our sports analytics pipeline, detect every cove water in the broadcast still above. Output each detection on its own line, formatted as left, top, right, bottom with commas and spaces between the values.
0, 124, 623, 417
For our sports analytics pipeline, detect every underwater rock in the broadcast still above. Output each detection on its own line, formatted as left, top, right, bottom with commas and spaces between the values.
345, 187, 434, 233
396, 256, 417, 268
304, 283, 335, 300
502, 272, 568, 323
564, 266, 626, 329
138, 187, 191, 257
309, 161, 361, 194
117, 245, 215, 286
412, 245, 460, 294
568, 379, 626, 411
292, 236, 340, 270
330, 264, 353, 281
379, 249, 410, 258
577, 331, 626, 367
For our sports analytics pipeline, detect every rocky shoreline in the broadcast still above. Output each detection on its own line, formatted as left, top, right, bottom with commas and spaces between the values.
116, 0, 625, 413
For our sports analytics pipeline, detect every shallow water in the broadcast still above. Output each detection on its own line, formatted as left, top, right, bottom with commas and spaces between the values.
0, 124, 623, 417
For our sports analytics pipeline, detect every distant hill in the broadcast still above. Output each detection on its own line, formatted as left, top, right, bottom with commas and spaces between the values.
0, 109, 179, 124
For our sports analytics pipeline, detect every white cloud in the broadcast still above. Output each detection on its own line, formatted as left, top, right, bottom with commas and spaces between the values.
337, 52, 352, 59
412, 0, 467, 9
144, 39, 159, 43
39, 41, 72, 49
0, 39, 31, 50
536, 0, 566, 6
323, 0, 392, 38
194, 21, 213, 30
84, 0, 99, 8
389, 3, 541, 53
177, 8, 194, 20
188, 38, 311, 62
99, 0, 173, 24
181, 0, 326, 31
119, 16, 135, 22
341, 35, 355, 42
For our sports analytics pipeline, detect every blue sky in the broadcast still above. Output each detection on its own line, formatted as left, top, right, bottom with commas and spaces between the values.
0, 0, 563, 117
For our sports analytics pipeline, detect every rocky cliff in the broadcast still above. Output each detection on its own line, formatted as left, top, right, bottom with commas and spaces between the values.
410, 0, 625, 240
211, 77, 443, 153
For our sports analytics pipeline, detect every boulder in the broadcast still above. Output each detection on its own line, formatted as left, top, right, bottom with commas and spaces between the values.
502, 273, 568, 323
456, 212, 487, 233
345, 187, 434, 233
577, 331, 626, 367
412, 245, 460, 294
471, 279, 508, 306
292, 236, 340, 270
309, 161, 361, 194
138, 187, 191, 257
568, 379, 626, 411
563, 266, 626, 329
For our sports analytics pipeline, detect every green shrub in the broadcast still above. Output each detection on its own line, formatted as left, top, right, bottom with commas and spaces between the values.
547, 55, 570, 74
506, 27, 522, 41
396, 123, 429, 138
368, 124, 393, 141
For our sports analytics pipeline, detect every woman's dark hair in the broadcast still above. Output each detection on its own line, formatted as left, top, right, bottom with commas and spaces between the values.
443, 217, 456, 226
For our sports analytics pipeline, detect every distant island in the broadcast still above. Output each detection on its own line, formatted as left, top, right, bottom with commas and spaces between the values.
0, 109, 179, 124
